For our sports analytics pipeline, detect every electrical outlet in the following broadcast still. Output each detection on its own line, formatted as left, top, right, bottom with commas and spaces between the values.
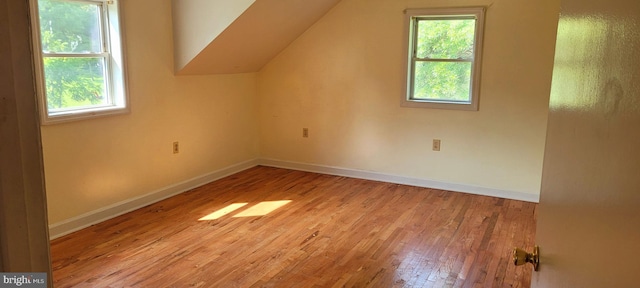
432, 139, 441, 151
173, 141, 179, 154
303, 128, 309, 138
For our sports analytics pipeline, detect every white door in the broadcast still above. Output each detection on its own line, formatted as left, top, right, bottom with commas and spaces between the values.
532, 0, 640, 286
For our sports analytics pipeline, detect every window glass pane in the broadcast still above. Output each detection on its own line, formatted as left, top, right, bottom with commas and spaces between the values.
416, 19, 475, 59
38, 0, 103, 53
43, 57, 109, 110
412, 61, 471, 102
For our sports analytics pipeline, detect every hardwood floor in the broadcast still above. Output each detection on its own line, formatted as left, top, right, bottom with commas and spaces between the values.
51, 166, 537, 287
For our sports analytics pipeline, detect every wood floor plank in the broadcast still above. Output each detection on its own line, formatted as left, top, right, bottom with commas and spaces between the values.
50, 166, 537, 287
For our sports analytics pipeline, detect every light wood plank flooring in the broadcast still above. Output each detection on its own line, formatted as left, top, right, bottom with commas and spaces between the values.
51, 166, 537, 287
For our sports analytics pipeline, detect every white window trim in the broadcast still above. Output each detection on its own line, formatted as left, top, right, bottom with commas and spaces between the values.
402, 7, 486, 111
29, 0, 129, 125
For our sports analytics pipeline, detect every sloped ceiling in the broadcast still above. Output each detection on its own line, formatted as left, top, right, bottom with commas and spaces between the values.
172, 0, 342, 75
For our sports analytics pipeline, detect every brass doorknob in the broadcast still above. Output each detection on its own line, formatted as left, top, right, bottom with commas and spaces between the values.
513, 246, 539, 271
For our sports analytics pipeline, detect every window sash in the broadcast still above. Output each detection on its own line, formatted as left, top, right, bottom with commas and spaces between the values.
39, 0, 113, 112
409, 19, 476, 103
413, 59, 474, 63
409, 61, 473, 103
42, 54, 113, 111
413, 16, 476, 21
39, 0, 108, 55
43, 52, 109, 58
31, 0, 127, 123
411, 17, 476, 60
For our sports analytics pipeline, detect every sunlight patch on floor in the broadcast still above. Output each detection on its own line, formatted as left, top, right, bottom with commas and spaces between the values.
199, 200, 292, 220
199, 203, 248, 220
233, 200, 292, 217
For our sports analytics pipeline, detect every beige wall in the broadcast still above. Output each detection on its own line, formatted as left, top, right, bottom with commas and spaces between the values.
258, 0, 559, 195
44, 0, 560, 225
41, 0, 259, 224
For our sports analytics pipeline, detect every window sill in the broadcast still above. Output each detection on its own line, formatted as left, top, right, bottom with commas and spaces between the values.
401, 99, 479, 111
42, 106, 130, 125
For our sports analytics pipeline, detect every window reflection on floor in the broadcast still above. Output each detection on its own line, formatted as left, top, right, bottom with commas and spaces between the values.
199, 200, 292, 220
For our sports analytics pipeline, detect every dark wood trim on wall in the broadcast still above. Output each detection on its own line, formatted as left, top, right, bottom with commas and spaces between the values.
0, 0, 52, 284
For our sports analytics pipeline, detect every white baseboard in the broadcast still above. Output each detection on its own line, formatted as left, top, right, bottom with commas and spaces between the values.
49, 157, 539, 239
259, 158, 540, 203
48, 159, 260, 239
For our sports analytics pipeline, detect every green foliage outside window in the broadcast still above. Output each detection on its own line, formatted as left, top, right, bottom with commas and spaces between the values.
412, 19, 475, 102
38, 0, 108, 110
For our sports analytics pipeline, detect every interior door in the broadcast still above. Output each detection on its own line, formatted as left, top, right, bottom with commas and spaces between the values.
532, 0, 640, 286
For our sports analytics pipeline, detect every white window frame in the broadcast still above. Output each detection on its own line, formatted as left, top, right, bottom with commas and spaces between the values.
402, 7, 485, 111
29, 0, 128, 124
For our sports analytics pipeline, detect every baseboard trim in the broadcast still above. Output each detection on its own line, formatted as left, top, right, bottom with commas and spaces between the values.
48, 159, 260, 239
49, 158, 539, 239
259, 158, 540, 203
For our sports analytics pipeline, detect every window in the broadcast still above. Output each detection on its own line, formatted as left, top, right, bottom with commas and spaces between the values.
403, 7, 485, 110
30, 0, 128, 124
